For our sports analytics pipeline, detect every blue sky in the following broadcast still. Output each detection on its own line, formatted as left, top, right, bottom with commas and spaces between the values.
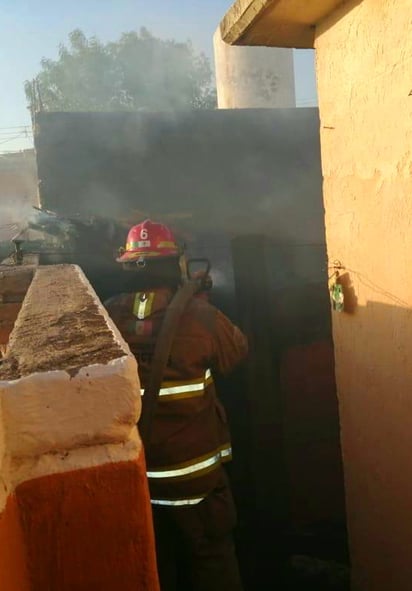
0, 0, 317, 152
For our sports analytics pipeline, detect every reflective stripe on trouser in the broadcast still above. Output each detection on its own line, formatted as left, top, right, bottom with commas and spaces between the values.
151, 495, 206, 507
141, 369, 213, 401
152, 472, 243, 591
149, 444, 232, 506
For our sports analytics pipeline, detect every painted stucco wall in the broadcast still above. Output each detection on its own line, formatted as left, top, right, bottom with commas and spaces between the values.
0, 496, 30, 591
315, 1, 412, 589
0, 264, 159, 591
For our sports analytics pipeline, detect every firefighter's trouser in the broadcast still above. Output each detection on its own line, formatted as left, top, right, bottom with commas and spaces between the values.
151, 469, 243, 591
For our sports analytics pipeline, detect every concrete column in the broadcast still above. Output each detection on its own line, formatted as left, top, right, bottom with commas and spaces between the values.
0, 265, 159, 591
213, 28, 296, 109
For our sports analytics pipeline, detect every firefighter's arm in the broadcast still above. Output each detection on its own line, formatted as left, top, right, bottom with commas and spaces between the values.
212, 309, 248, 376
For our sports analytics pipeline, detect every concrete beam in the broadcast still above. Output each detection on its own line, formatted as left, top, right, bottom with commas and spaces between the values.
220, 0, 348, 49
0, 265, 141, 458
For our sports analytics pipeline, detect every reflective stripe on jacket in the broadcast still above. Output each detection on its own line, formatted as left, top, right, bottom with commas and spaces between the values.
105, 288, 247, 505
140, 369, 213, 401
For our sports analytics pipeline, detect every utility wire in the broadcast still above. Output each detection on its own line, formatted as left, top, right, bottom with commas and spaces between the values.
0, 134, 31, 146
0, 134, 33, 139
0, 128, 32, 136
0, 128, 32, 133
0, 127, 32, 132
0, 130, 32, 134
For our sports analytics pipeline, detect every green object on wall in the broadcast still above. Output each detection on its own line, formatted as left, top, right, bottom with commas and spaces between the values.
330, 283, 344, 312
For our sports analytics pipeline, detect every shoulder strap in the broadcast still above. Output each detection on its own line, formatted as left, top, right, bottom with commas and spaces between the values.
138, 280, 200, 447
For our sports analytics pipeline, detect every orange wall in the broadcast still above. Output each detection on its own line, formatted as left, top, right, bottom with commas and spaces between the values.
0, 264, 158, 590
0, 455, 159, 591
315, 0, 412, 588
0, 496, 30, 591
15, 453, 159, 591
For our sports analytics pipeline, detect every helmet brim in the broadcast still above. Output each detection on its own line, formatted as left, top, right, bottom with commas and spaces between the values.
116, 249, 180, 263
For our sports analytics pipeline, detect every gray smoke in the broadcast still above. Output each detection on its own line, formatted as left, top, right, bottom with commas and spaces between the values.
0, 203, 33, 241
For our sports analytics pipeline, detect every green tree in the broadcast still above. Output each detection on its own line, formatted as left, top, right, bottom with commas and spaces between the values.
25, 28, 216, 112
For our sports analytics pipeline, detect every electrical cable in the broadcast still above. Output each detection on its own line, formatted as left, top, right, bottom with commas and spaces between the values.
329, 261, 411, 309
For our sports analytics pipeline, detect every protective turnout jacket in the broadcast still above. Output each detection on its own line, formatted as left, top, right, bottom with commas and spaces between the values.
105, 288, 247, 507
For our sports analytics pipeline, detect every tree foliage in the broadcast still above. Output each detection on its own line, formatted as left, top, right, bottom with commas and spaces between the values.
25, 28, 216, 111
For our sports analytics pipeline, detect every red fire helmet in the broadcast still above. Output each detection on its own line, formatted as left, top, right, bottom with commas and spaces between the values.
117, 219, 180, 263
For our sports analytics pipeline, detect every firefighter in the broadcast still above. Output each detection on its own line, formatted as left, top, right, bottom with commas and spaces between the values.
105, 219, 247, 591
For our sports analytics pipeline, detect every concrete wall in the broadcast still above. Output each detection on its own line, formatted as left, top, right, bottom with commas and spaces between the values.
34, 108, 326, 309
315, 1, 412, 589
0, 264, 159, 591
213, 29, 295, 108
